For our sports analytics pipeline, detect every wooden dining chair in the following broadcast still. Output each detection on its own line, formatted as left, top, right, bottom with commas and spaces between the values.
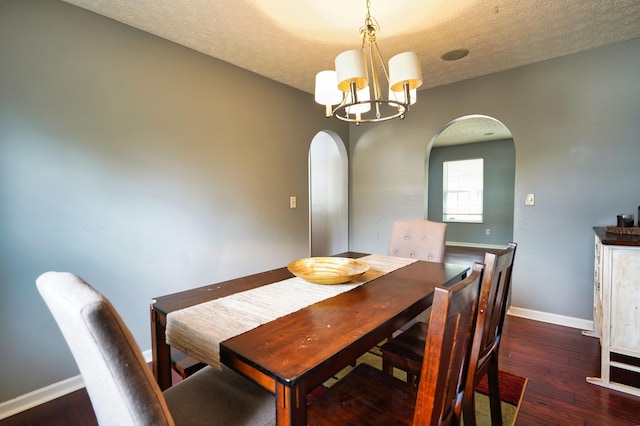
36, 271, 276, 426
380, 242, 517, 426
307, 262, 484, 426
388, 219, 447, 262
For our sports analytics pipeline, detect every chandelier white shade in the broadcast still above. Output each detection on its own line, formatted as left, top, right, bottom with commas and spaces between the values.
314, 70, 342, 116
345, 87, 371, 120
389, 52, 422, 92
389, 87, 417, 106
314, 1, 423, 124
335, 50, 369, 92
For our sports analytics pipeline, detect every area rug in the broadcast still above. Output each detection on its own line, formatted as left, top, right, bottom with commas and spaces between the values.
472, 368, 527, 426
308, 345, 527, 426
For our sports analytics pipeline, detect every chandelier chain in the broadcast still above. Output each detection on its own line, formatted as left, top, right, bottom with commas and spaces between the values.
360, 0, 379, 47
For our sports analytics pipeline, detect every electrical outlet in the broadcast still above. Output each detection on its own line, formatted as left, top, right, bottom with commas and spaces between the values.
525, 193, 535, 206
485, 229, 491, 236
289, 196, 296, 209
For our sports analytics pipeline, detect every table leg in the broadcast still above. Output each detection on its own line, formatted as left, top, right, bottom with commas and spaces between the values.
150, 307, 172, 390
275, 381, 307, 426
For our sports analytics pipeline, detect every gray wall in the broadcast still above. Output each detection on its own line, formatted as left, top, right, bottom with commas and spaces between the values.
427, 139, 515, 245
0, 0, 347, 402
349, 37, 640, 323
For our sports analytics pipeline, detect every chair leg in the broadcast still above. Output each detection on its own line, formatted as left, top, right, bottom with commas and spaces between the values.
487, 357, 503, 426
461, 380, 477, 426
382, 356, 394, 376
409, 373, 418, 387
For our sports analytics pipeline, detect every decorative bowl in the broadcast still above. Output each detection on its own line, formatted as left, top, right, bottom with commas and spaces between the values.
287, 257, 369, 285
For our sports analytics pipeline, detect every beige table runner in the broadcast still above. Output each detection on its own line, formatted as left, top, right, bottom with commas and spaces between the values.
166, 254, 417, 369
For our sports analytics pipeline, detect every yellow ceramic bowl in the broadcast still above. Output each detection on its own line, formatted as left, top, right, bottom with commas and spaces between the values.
287, 257, 369, 285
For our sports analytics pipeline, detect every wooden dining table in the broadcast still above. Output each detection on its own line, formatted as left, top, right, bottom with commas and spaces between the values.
150, 252, 468, 425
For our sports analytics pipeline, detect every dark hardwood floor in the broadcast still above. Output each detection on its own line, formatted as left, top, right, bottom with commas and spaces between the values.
504, 317, 640, 425
3, 246, 640, 425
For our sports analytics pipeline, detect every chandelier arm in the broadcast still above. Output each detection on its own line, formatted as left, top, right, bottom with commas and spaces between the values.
349, 80, 359, 104
332, 99, 407, 123
373, 42, 391, 89
403, 83, 411, 107
367, 45, 381, 101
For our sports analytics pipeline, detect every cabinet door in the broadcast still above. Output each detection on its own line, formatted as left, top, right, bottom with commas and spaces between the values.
610, 248, 640, 355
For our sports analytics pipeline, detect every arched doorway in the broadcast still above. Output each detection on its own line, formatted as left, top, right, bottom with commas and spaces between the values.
309, 131, 349, 256
425, 115, 515, 246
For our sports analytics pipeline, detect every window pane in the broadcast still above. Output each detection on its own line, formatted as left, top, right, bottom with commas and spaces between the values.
443, 158, 483, 223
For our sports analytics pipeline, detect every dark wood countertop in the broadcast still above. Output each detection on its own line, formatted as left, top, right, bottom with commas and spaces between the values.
594, 227, 640, 246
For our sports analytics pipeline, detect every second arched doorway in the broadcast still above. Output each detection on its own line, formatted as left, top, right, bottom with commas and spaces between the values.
309, 131, 349, 256
425, 115, 515, 246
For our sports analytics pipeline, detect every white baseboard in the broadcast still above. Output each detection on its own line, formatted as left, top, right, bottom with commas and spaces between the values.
0, 349, 155, 421
508, 306, 594, 331
0, 375, 84, 421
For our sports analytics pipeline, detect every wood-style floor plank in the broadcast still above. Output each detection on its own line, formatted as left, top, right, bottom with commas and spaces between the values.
501, 317, 640, 425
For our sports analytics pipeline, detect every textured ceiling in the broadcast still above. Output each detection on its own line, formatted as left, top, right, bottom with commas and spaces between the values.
60, 0, 640, 144
434, 116, 513, 147
61, 0, 640, 94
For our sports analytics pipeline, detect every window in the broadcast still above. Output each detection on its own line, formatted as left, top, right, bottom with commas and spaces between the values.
442, 158, 483, 223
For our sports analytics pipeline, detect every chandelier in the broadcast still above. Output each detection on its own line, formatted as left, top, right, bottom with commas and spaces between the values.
314, 0, 423, 124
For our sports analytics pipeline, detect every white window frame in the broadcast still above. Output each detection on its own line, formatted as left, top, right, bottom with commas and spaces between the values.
442, 158, 484, 223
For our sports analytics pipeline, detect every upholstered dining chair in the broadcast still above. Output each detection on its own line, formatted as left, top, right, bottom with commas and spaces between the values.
388, 219, 447, 263
307, 262, 484, 426
380, 242, 517, 426
36, 271, 276, 426
388, 219, 448, 330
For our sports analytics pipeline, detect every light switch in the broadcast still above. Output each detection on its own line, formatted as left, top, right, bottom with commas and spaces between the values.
290, 196, 297, 209
525, 193, 535, 206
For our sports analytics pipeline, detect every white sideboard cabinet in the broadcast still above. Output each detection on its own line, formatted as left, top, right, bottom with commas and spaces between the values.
587, 227, 640, 397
